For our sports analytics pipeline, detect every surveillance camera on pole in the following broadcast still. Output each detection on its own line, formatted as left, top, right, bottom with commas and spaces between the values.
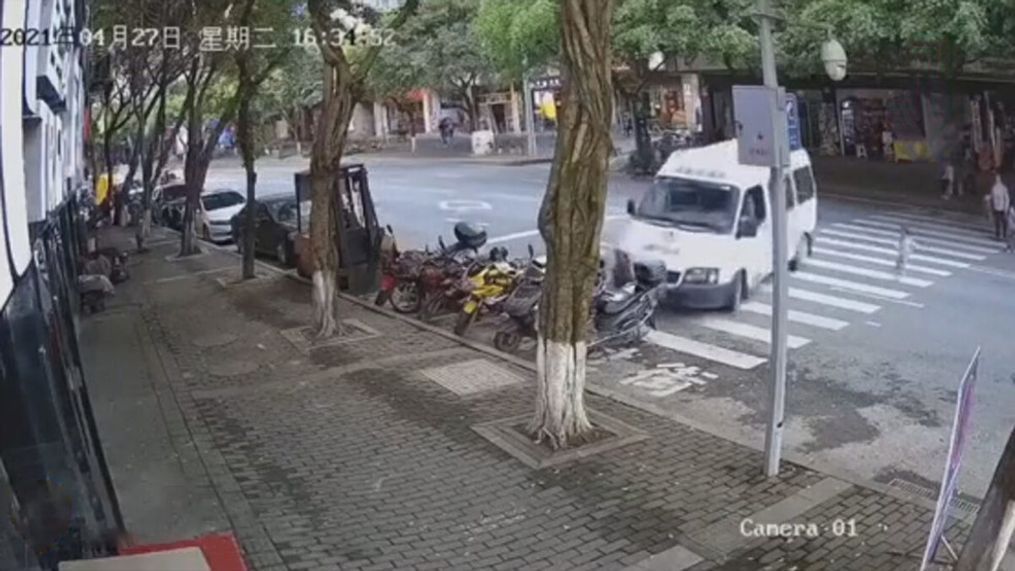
821, 38, 848, 82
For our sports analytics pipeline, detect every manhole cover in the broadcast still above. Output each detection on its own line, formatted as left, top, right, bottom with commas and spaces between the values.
420, 359, 526, 396
192, 333, 238, 349
207, 360, 260, 377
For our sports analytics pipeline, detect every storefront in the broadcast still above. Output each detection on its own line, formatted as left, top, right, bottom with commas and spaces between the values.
530, 75, 562, 131
835, 88, 929, 161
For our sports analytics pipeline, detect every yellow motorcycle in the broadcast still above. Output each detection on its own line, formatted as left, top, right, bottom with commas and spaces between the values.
454, 257, 521, 336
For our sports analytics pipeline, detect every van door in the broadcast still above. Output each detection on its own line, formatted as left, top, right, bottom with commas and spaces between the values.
792, 165, 818, 249
784, 172, 801, 262
739, 185, 771, 287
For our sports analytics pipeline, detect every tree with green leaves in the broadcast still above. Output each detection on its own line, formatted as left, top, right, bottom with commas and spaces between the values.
613, 0, 755, 170
530, 0, 616, 448
475, 0, 559, 84
393, 0, 489, 131
233, 0, 294, 280
305, 0, 419, 338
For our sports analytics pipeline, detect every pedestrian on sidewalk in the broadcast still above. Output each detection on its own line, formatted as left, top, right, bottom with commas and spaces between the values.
439, 117, 452, 146
896, 226, 916, 276
989, 171, 1011, 240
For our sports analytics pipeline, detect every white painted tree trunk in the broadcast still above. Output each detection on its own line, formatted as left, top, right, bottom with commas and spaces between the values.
529, 336, 592, 449
312, 269, 338, 338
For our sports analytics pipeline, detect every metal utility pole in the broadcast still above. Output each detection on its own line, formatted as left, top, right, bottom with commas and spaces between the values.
758, 0, 791, 478
522, 58, 538, 157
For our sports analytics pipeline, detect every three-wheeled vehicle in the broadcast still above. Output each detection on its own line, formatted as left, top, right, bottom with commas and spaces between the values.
291, 164, 384, 295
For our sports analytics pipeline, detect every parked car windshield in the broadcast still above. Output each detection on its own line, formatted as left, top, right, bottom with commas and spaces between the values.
271, 200, 312, 229
202, 191, 244, 211
635, 177, 739, 234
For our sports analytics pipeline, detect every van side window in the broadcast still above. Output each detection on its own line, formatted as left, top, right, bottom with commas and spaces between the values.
784, 175, 796, 210
744, 186, 767, 222
793, 167, 816, 202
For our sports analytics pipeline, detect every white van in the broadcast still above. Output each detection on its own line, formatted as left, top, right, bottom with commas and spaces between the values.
616, 140, 817, 311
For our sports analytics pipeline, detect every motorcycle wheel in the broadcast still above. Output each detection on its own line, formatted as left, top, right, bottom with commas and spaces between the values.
493, 327, 522, 353
419, 295, 443, 323
453, 309, 477, 336
389, 281, 422, 314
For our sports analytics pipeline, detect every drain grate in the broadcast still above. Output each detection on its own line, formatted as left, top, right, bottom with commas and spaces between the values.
887, 478, 980, 517
420, 359, 526, 396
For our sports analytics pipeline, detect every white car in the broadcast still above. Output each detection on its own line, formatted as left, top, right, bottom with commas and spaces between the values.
199, 188, 246, 243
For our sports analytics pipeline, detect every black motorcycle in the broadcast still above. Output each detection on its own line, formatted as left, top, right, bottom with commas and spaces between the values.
492, 246, 546, 353
589, 259, 666, 351
492, 254, 666, 354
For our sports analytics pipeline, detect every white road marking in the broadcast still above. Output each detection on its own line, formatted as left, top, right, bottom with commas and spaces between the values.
848, 219, 1000, 248
830, 222, 999, 254
692, 316, 811, 349
645, 330, 767, 370
804, 258, 934, 287
489, 215, 625, 245
740, 301, 849, 331
793, 271, 910, 299
829, 287, 925, 308
151, 266, 235, 284
870, 212, 989, 234
786, 287, 881, 314
819, 228, 988, 260
811, 246, 952, 277
438, 200, 493, 212
865, 321, 882, 327
966, 265, 1015, 281
815, 237, 974, 268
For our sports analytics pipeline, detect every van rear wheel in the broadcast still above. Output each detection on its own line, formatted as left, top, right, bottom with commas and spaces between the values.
790, 234, 810, 272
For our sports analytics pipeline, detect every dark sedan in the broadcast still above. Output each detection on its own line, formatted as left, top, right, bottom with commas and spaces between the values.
229, 195, 309, 267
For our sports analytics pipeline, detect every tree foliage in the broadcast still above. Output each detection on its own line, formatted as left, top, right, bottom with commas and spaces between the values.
475, 0, 559, 83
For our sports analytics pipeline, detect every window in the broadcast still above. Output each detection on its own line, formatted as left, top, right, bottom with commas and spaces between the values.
743, 186, 767, 222
635, 177, 740, 234
785, 175, 796, 209
793, 167, 816, 202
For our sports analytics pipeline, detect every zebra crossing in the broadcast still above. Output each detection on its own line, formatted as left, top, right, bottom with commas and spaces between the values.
641, 209, 1006, 371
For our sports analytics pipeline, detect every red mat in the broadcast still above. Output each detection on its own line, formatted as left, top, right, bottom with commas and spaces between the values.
119, 532, 247, 571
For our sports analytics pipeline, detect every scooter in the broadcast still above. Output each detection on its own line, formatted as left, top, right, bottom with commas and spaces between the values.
453, 250, 524, 336
589, 259, 666, 351
492, 246, 546, 352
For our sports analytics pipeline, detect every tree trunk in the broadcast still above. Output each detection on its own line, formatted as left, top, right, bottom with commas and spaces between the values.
237, 77, 258, 280
529, 0, 615, 450
309, 67, 356, 338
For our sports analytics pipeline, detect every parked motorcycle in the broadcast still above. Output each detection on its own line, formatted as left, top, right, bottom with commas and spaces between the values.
453, 252, 523, 336
492, 246, 546, 352
492, 254, 666, 354
419, 246, 508, 324
589, 259, 666, 350
374, 225, 425, 313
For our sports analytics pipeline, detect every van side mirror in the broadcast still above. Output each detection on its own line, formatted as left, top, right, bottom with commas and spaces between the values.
737, 217, 758, 239
627, 199, 636, 215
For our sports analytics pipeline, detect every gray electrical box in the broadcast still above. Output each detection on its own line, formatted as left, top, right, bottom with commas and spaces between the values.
733, 85, 789, 168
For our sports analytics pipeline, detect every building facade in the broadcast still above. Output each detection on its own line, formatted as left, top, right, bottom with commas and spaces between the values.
1, 0, 122, 569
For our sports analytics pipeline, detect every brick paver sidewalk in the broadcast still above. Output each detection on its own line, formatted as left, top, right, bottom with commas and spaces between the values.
82, 226, 972, 570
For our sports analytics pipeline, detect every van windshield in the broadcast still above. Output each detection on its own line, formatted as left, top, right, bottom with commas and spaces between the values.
635, 177, 739, 234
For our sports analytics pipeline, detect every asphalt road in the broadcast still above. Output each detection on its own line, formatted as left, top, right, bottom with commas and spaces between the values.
204, 155, 1015, 501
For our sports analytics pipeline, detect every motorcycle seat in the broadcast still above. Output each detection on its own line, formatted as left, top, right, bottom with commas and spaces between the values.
597, 290, 642, 315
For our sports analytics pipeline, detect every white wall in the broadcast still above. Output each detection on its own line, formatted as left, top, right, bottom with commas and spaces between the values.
2, 0, 32, 276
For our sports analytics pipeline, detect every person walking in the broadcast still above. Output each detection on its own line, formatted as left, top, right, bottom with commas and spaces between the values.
438, 117, 451, 146
941, 159, 955, 199
896, 226, 916, 276
989, 172, 1011, 240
